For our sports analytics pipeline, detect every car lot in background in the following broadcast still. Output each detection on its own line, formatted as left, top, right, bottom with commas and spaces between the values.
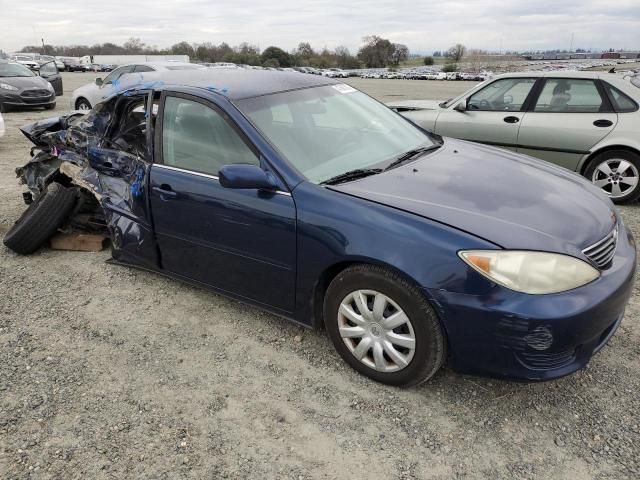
394, 71, 640, 203
70, 61, 204, 110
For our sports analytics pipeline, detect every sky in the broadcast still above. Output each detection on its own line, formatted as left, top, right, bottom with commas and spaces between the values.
0, 0, 638, 54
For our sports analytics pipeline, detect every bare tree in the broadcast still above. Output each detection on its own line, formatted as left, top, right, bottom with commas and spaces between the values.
447, 44, 466, 62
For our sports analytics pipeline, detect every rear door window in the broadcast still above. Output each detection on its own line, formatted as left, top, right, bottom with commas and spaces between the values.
534, 79, 605, 113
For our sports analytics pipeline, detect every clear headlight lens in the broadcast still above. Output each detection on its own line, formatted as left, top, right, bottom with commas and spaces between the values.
0, 82, 19, 91
46, 82, 54, 92
459, 250, 600, 294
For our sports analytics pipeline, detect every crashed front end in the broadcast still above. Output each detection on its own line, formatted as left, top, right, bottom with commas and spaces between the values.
11, 90, 159, 268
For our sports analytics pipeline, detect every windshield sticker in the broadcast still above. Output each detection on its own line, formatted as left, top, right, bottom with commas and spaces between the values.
332, 84, 357, 94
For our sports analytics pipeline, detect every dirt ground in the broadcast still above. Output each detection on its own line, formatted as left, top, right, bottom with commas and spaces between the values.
0, 73, 639, 479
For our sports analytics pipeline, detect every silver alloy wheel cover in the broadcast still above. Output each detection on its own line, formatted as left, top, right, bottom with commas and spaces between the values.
592, 158, 639, 199
77, 102, 90, 110
338, 289, 416, 372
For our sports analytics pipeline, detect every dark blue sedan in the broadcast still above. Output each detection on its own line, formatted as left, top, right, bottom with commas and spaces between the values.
6, 69, 636, 386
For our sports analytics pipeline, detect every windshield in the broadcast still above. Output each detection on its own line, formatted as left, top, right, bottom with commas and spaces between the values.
0, 63, 35, 77
237, 84, 435, 184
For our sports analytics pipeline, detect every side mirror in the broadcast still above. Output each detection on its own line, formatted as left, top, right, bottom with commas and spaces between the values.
453, 100, 467, 112
95, 77, 103, 86
219, 164, 278, 191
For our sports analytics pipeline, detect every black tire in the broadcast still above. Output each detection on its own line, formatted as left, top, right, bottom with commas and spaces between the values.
324, 264, 446, 387
3, 183, 77, 255
584, 149, 640, 204
0, 102, 8, 113
45, 103, 56, 110
75, 98, 91, 111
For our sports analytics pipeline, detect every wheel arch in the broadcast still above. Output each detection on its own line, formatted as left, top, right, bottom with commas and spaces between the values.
74, 96, 91, 109
310, 257, 442, 331
579, 144, 640, 175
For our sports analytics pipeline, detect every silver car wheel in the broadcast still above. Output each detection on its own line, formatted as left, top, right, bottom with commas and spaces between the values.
338, 290, 416, 373
592, 158, 639, 199
77, 103, 90, 111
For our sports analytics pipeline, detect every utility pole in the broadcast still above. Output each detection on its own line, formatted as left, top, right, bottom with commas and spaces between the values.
569, 33, 574, 53
41, 38, 45, 55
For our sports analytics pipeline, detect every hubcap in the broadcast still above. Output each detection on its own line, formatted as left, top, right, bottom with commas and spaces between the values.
338, 290, 416, 372
78, 102, 89, 111
592, 159, 639, 199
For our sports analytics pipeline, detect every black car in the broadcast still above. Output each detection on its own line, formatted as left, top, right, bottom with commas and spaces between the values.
65, 61, 84, 72
0, 61, 62, 112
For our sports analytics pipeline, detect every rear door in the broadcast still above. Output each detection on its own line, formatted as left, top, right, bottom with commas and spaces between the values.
516, 77, 618, 170
148, 92, 297, 312
434, 77, 537, 150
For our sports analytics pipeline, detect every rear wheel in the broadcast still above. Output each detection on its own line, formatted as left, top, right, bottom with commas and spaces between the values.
324, 264, 446, 387
585, 150, 640, 204
0, 102, 8, 113
45, 103, 56, 110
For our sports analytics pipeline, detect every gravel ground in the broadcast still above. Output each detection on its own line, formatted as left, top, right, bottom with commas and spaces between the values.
0, 73, 639, 479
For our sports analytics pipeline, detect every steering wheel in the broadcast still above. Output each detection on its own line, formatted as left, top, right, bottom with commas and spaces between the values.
479, 99, 491, 110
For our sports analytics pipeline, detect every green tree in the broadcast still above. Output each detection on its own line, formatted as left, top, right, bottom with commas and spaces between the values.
261, 46, 292, 67
357, 35, 395, 68
390, 43, 409, 66
441, 62, 458, 72
170, 41, 195, 58
423, 56, 434, 65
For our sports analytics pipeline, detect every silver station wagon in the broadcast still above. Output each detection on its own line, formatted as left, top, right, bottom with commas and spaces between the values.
393, 72, 640, 203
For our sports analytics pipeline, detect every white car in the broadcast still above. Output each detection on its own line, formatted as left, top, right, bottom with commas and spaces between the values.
0, 112, 5, 138
393, 71, 640, 203
70, 61, 204, 110
10, 55, 39, 70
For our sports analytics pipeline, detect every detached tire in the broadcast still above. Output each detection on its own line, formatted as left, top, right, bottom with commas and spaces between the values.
324, 264, 446, 387
3, 183, 77, 254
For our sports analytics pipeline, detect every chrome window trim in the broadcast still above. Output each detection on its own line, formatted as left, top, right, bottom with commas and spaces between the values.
153, 164, 292, 196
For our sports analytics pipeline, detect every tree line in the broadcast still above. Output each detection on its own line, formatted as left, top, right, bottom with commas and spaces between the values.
18, 36, 410, 69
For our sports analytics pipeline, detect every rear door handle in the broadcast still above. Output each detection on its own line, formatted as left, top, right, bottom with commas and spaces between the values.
152, 184, 177, 199
503, 116, 520, 124
593, 119, 613, 127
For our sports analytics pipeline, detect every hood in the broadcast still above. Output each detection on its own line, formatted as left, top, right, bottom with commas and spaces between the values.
331, 139, 617, 257
0, 76, 50, 91
386, 99, 444, 111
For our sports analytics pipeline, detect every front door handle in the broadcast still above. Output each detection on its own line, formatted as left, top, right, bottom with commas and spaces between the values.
503, 116, 520, 124
593, 119, 613, 127
152, 184, 177, 199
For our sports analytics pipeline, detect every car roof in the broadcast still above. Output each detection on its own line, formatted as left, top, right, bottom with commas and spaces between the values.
118, 69, 341, 100
493, 71, 625, 80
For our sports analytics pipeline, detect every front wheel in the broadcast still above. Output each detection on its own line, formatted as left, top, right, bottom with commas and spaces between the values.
324, 265, 446, 387
75, 98, 92, 111
585, 150, 640, 204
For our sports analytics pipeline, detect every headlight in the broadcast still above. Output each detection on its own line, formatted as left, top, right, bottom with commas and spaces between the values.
459, 250, 600, 294
0, 82, 19, 91
46, 82, 54, 92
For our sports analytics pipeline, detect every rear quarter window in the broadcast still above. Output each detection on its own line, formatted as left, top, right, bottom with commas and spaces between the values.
603, 82, 639, 113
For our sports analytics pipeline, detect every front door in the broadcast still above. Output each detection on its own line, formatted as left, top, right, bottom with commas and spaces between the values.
516, 78, 618, 170
149, 93, 297, 312
434, 77, 538, 150
39, 61, 62, 96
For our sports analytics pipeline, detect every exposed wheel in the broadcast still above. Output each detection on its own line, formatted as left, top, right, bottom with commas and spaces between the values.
75, 98, 91, 111
3, 183, 77, 255
324, 264, 446, 387
585, 150, 640, 204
